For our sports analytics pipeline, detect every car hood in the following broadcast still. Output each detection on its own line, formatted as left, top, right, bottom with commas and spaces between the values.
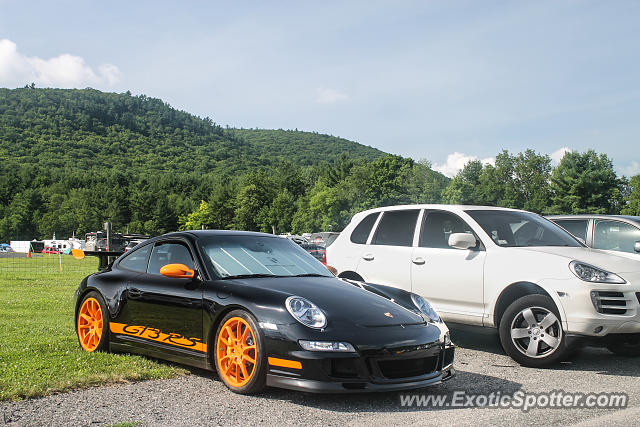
228, 276, 426, 327
512, 246, 640, 273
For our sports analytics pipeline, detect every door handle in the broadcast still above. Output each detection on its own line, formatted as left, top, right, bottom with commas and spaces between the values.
412, 257, 425, 265
362, 253, 375, 261
128, 288, 142, 299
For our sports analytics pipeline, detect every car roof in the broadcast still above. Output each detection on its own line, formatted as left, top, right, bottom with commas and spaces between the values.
149, 229, 279, 241
547, 214, 640, 225
354, 204, 529, 216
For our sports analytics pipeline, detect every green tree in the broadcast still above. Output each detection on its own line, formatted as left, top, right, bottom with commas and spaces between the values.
179, 201, 214, 230
549, 150, 623, 214
621, 175, 640, 215
441, 160, 487, 205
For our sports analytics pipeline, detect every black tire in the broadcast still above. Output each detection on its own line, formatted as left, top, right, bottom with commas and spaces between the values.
499, 294, 571, 367
76, 291, 110, 353
607, 335, 640, 356
214, 310, 266, 394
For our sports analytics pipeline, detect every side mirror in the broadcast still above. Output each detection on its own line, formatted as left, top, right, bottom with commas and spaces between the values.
635, 241, 640, 253
448, 233, 477, 250
160, 263, 195, 278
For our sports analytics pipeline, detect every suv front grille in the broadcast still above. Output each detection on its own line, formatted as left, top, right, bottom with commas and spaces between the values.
377, 356, 438, 379
591, 291, 630, 315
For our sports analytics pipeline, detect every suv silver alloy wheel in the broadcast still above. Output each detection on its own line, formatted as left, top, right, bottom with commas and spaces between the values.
510, 306, 562, 358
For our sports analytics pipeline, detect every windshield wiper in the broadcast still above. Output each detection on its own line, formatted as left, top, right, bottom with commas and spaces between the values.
220, 273, 280, 280
292, 273, 331, 277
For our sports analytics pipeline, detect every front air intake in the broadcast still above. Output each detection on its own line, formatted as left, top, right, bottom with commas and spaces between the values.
590, 291, 629, 315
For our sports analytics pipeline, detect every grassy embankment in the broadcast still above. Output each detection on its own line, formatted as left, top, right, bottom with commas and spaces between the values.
0, 255, 186, 401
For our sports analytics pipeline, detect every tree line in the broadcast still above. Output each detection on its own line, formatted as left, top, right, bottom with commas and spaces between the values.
1, 88, 639, 241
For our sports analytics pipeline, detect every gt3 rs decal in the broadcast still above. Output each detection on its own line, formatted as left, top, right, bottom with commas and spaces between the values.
110, 323, 207, 352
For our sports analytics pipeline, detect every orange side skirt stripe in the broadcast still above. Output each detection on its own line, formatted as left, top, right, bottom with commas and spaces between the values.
110, 322, 207, 352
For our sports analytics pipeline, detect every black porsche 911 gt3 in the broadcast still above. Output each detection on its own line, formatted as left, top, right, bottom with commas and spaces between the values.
74, 230, 455, 394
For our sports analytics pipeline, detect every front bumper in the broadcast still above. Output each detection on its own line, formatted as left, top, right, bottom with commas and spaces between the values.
262, 322, 455, 393
267, 365, 455, 393
545, 277, 640, 337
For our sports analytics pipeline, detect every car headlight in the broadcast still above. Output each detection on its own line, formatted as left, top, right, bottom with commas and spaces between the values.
298, 340, 355, 352
569, 261, 626, 284
411, 294, 441, 323
285, 296, 327, 329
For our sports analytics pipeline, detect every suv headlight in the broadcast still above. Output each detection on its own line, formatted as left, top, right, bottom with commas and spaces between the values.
569, 261, 626, 284
285, 296, 327, 329
411, 294, 441, 323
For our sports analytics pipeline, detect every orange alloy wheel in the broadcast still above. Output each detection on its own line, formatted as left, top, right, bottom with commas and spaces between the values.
77, 297, 103, 352
217, 317, 258, 387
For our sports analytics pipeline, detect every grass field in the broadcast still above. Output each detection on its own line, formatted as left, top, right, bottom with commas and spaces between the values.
0, 256, 187, 401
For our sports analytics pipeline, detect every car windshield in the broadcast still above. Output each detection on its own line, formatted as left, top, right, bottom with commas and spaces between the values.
198, 235, 333, 279
466, 210, 583, 248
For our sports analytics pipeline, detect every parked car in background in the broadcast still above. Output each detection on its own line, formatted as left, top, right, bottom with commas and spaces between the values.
42, 246, 61, 254
548, 215, 640, 259
74, 230, 454, 394
327, 204, 640, 367
299, 243, 326, 264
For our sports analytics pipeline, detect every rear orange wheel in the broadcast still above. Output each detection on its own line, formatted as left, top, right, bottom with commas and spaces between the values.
215, 311, 265, 394
77, 293, 108, 352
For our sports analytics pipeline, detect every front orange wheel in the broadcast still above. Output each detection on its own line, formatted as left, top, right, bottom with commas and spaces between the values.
215, 311, 265, 394
77, 293, 108, 352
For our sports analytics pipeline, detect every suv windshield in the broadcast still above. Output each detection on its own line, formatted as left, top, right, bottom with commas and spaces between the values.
466, 210, 583, 248
198, 235, 333, 279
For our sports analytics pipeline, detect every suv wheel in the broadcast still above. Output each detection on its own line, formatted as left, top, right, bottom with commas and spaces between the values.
499, 294, 570, 367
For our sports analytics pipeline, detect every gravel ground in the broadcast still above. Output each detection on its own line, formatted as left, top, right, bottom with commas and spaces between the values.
2, 326, 639, 426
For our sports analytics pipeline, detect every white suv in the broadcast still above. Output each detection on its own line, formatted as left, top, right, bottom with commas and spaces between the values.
327, 204, 640, 367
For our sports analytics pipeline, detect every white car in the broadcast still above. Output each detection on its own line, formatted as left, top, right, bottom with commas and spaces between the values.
548, 214, 640, 260
327, 204, 640, 367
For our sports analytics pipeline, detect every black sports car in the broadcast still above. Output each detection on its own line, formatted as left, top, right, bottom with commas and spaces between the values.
74, 230, 455, 394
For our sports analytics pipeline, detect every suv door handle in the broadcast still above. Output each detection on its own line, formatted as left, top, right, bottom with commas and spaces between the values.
362, 253, 375, 261
412, 257, 425, 265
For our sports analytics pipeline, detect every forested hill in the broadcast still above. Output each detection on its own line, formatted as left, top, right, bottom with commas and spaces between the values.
0, 88, 450, 241
0, 88, 384, 174
230, 129, 384, 166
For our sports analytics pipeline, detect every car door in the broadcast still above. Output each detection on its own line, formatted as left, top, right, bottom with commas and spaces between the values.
123, 239, 205, 356
593, 219, 640, 257
354, 209, 420, 291
410, 209, 486, 325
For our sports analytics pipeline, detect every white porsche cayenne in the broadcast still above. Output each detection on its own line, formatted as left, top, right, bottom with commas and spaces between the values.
326, 204, 640, 367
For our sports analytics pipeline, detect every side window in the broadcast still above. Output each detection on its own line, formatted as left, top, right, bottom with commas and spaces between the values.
593, 220, 640, 254
350, 212, 380, 244
420, 211, 477, 249
118, 244, 152, 272
371, 210, 420, 247
554, 219, 589, 242
147, 242, 195, 275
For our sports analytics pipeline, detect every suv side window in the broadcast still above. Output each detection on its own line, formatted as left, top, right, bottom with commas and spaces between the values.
350, 212, 380, 244
593, 220, 640, 254
118, 244, 152, 272
553, 219, 589, 242
371, 210, 420, 247
147, 242, 195, 275
420, 210, 478, 249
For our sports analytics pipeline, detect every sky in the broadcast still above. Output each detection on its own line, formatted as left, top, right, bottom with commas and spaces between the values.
1, 0, 639, 177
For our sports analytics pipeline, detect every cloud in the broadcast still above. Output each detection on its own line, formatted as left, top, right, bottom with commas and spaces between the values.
0, 39, 122, 88
551, 147, 572, 165
618, 161, 640, 178
315, 87, 348, 104
433, 152, 495, 178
